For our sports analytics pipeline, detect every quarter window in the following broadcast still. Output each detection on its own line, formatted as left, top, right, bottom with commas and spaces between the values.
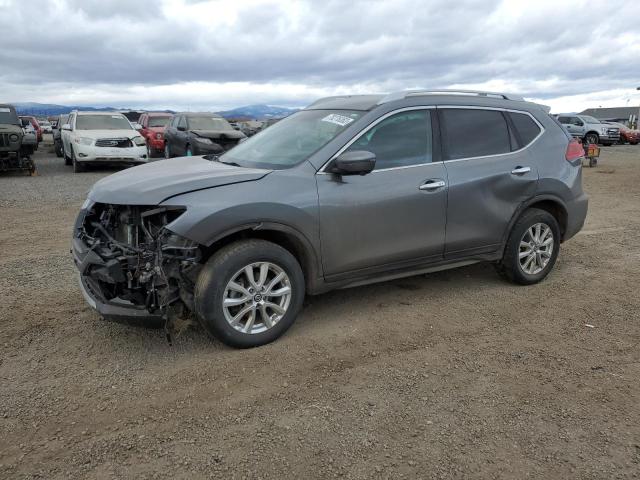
440, 109, 511, 160
508, 112, 542, 148
345, 110, 432, 170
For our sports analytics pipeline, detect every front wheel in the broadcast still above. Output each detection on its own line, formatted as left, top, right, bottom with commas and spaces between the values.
71, 146, 84, 173
496, 208, 560, 285
585, 133, 599, 145
195, 239, 305, 348
164, 143, 172, 159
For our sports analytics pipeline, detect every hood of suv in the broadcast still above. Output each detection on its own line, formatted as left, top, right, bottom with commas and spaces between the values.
88, 156, 271, 205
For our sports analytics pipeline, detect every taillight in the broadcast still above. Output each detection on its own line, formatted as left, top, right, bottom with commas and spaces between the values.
565, 139, 584, 162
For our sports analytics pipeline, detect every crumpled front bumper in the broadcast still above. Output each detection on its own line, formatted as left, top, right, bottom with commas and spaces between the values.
71, 235, 163, 326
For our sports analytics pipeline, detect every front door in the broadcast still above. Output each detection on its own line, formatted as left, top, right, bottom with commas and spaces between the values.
317, 109, 447, 278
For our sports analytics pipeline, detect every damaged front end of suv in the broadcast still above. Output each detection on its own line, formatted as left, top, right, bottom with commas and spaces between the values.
72, 202, 202, 331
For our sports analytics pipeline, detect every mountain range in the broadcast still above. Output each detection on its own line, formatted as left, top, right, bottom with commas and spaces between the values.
11, 102, 298, 120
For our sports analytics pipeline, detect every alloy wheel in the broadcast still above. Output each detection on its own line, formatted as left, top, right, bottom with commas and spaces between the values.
518, 223, 554, 275
222, 262, 292, 334
585, 133, 598, 145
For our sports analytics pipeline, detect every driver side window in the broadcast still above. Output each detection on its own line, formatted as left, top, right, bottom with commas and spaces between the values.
345, 110, 432, 170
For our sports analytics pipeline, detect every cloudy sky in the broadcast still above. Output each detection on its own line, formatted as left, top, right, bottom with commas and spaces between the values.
0, 0, 639, 113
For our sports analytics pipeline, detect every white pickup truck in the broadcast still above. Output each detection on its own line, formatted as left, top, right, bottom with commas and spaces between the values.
555, 114, 620, 146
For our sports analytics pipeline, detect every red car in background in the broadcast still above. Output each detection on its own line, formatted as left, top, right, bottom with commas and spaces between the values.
137, 112, 173, 157
605, 122, 639, 145
19, 116, 43, 142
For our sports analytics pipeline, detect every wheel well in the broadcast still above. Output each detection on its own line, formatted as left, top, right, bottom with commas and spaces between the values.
527, 200, 567, 239
585, 130, 599, 138
201, 228, 317, 289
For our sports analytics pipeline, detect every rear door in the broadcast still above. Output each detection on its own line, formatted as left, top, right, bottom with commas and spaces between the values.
438, 107, 540, 257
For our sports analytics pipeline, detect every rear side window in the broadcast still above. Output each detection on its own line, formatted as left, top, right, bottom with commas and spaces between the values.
508, 112, 542, 147
440, 109, 510, 160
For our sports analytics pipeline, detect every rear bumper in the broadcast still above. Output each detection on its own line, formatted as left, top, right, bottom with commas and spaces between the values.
564, 193, 589, 241
148, 137, 165, 150
71, 235, 163, 325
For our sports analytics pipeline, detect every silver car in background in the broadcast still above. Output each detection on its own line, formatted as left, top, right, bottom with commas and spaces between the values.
72, 90, 588, 348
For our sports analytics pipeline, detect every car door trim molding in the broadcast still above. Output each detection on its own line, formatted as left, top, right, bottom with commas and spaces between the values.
436, 105, 545, 163
317, 106, 437, 174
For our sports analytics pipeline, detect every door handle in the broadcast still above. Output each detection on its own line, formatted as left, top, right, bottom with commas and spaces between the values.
419, 179, 446, 191
511, 166, 531, 175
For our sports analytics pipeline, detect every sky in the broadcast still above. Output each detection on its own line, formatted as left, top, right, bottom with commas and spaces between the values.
0, 0, 639, 113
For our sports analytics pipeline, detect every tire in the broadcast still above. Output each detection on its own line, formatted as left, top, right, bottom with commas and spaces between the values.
54, 142, 63, 158
63, 144, 72, 166
601, 142, 612, 147
186, 145, 193, 156
584, 132, 599, 145
495, 208, 561, 285
71, 146, 84, 173
630, 141, 638, 146
147, 143, 154, 159
164, 143, 172, 159
195, 239, 305, 348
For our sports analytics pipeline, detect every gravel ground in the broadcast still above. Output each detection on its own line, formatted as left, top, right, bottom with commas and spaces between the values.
1, 139, 639, 479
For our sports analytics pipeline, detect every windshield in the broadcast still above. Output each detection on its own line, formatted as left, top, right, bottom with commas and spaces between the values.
148, 116, 171, 127
0, 107, 20, 125
188, 116, 232, 131
581, 115, 601, 124
76, 114, 133, 130
221, 109, 363, 169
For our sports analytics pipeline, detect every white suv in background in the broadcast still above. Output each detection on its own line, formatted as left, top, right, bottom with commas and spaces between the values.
61, 111, 148, 172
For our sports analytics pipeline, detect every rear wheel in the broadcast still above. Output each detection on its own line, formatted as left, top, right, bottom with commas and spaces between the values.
496, 208, 560, 285
195, 239, 305, 348
54, 141, 63, 158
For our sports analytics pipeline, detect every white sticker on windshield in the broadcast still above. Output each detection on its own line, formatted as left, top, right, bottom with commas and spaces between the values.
321, 114, 355, 127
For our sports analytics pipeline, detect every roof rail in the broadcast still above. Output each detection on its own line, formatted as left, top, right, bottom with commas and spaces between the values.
377, 89, 525, 104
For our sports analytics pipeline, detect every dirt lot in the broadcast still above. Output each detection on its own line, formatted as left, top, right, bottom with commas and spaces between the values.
1, 140, 639, 479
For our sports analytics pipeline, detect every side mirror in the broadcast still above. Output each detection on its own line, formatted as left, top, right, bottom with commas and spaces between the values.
329, 150, 376, 175
133, 123, 143, 130
62, 123, 72, 131
177, 125, 186, 132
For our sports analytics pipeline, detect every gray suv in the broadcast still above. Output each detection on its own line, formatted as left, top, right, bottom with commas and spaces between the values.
72, 90, 588, 348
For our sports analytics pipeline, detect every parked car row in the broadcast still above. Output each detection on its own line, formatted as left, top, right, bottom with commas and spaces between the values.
48, 110, 247, 173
